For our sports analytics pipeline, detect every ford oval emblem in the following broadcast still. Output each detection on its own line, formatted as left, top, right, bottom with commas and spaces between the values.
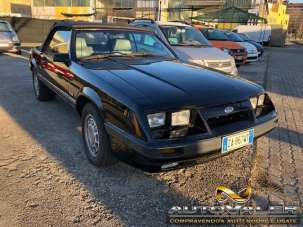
224, 106, 234, 114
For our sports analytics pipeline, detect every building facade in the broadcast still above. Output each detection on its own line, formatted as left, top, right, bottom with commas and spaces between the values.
0, 0, 93, 20
287, 3, 303, 34
267, 0, 289, 30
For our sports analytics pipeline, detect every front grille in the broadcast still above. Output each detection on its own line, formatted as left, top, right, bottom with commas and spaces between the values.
233, 48, 245, 53
207, 60, 231, 68
207, 110, 251, 129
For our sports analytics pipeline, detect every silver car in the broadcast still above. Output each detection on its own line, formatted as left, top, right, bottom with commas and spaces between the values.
0, 20, 21, 54
130, 20, 238, 75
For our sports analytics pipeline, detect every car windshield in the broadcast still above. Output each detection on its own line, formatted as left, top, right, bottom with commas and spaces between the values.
238, 33, 250, 41
204, 30, 228, 41
160, 26, 211, 47
75, 30, 175, 61
0, 22, 12, 32
225, 32, 244, 42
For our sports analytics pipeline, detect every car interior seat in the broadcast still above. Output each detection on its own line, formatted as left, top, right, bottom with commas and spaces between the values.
112, 39, 132, 54
76, 37, 93, 58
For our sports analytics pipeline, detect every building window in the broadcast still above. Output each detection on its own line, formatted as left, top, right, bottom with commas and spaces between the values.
33, 0, 90, 7
72, 0, 90, 6
137, 0, 157, 8
114, 0, 134, 8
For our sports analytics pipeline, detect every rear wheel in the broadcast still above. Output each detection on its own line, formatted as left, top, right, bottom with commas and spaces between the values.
81, 103, 116, 167
32, 69, 54, 101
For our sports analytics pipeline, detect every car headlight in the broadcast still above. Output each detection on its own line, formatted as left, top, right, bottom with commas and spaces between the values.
250, 94, 265, 109
221, 48, 229, 53
250, 97, 258, 109
147, 112, 166, 128
189, 59, 207, 66
221, 48, 233, 56
171, 110, 190, 126
12, 35, 19, 43
258, 94, 265, 106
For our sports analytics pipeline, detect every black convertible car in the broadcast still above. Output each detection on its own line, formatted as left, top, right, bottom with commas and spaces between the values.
29, 22, 277, 171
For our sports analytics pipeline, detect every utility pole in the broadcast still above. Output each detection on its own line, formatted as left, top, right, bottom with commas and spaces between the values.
158, 1, 162, 21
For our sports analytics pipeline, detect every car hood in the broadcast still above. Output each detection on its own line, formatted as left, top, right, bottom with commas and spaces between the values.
172, 46, 232, 61
238, 42, 257, 52
249, 41, 263, 51
88, 59, 262, 111
209, 40, 244, 50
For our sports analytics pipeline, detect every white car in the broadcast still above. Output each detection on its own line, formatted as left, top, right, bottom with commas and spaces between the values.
224, 31, 259, 62
130, 19, 238, 75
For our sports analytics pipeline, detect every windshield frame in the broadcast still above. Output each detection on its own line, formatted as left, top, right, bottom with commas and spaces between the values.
71, 29, 178, 62
159, 25, 212, 47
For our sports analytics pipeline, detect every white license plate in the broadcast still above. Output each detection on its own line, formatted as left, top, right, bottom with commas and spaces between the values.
235, 56, 243, 60
222, 129, 254, 153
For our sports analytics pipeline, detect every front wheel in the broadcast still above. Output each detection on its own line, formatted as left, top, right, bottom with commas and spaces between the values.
81, 103, 116, 167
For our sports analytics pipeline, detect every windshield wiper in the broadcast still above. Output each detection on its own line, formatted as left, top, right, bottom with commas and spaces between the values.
79, 53, 131, 61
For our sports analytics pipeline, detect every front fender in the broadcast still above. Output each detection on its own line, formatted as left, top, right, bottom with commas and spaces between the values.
79, 87, 103, 110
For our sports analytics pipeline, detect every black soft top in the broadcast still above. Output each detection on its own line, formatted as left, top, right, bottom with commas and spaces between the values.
53, 21, 150, 32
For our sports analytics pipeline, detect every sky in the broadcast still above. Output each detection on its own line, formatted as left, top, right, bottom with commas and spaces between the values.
289, 0, 303, 3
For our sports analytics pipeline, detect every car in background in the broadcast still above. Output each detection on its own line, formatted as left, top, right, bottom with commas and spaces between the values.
130, 19, 238, 75
199, 28, 247, 67
224, 31, 259, 63
237, 33, 264, 57
233, 25, 271, 44
29, 21, 277, 171
0, 20, 20, 54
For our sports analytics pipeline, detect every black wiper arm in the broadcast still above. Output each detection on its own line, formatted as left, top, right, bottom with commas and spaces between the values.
79, 54, 112, 61
79, 53, 131, 61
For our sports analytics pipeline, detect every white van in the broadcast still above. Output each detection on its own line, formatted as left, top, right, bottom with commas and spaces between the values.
233, 25, 271, 44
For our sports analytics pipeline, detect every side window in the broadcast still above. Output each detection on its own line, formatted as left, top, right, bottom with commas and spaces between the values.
143, 35, 157, 46
45, 30, 71, 58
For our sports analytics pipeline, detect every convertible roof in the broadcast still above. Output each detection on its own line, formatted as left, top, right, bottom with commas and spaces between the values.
53, 21, 149, 31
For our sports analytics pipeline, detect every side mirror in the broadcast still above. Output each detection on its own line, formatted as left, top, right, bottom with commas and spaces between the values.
53, 53, 70, 66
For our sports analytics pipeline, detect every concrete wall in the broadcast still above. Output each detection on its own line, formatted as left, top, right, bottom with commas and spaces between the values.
0, 16, 58, 44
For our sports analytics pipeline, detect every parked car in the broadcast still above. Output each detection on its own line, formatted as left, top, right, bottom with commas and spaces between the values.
237, 33, 264, 57
0, 20, 21, 54
130, 19, 238, 75
233, 25, 271, 44
29, 21, 277, 171
199, 28, 247, 66
224, 31, 259, 63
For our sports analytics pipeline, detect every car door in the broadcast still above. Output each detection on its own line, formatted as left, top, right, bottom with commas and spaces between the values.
41, 29, 72, 99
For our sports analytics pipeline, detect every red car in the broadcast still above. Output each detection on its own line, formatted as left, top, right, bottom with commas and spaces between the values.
199, 28, 247, 66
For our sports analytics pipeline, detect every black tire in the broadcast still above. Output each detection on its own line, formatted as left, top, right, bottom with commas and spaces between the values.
32, 69, 54, 101
81, 103, 116, 167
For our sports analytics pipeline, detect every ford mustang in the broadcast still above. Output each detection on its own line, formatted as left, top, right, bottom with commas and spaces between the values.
29, 22, 277, 171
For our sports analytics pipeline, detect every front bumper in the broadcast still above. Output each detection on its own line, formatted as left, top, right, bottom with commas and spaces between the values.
105, 112, 278, 171
246, 52, 259, 62
232, 54, 247, 65
0, 42, 20, 53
